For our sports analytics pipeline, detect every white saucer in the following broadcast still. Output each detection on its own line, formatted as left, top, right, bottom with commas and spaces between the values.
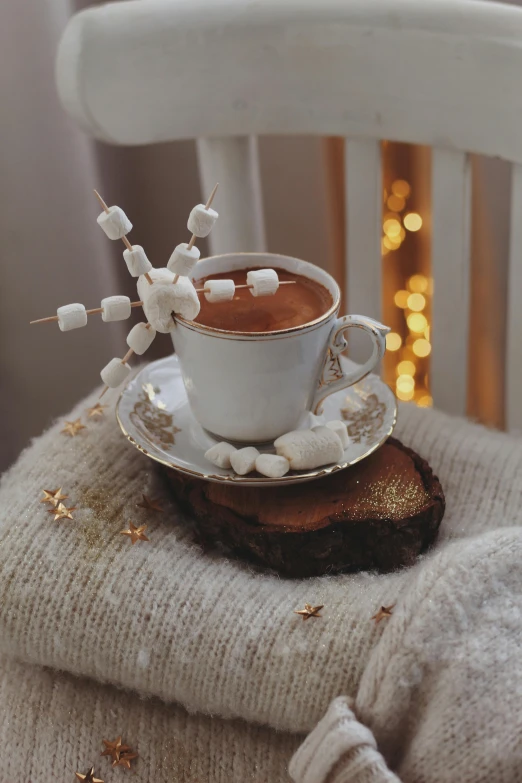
116, 355, 397, 487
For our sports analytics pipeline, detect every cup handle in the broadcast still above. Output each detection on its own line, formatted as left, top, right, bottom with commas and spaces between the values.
312, 315, 390, 415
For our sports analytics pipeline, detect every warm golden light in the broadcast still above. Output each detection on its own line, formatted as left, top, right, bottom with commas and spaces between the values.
407, 313, 428, 333
413, 339, 431, 358
397, 360, 416, 376
417, 394, 433, 407
394, 290, 410, 308
383, 235, 401, 250
386, 332, 402, 351
396, 375, 415, 392
387, 194, 405, 212
424, 325, 430, 340
383, 218, 401, 238
408, 274, 428, 293
391, 179, 411, 198
396, 387, 414, 401
381, 240, 390, 256
403, 212, 423, 232
407, 293, 426, 312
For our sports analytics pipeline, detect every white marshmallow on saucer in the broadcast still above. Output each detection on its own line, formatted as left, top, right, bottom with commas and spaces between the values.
204, 279, 236, 303
137, 267, 200, 333
205, 442, 237, 469
57, 303, 87, 332
323, 420, 350, 450
101, 295, 131, 322
247, 269, 279, 297
100, 357, 131, 388
97, 206, 132, 239
187, 204, 218, 237
126, 322, 156, 355
167, 243, 201, 277
230, 446, 260, 476
255, 454, 290, 478
274, 426, 344, 470
123, 245, 152, 277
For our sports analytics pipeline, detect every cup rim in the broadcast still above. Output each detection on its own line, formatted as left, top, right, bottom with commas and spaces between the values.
176, 252, 341, 337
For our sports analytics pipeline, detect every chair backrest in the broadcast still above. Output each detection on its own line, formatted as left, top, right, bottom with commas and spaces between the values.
56, 0, 522, 430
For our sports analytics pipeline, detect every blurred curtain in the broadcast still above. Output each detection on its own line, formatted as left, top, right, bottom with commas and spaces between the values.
0, 0, 331, 471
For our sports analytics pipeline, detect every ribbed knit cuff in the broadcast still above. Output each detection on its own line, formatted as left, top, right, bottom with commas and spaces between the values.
289, 697, 401, 783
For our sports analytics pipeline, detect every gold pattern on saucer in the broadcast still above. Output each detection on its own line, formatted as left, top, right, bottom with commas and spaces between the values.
371, 604, 395, 624
341, 392, 386, 444
294, 603, 324, 620
129, 387, 181, 449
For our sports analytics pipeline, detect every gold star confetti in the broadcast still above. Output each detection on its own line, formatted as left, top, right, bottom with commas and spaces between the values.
294, 603, 324, 620
86, 402, 108, 419
137, 494, 164, 513
120, 522, 149, 545
47, 502, 77, 521
113, 751, 139, 770
371, 604, 395, 624
101, 736, 131, 764
61, 419, 86, 437
75, 767, 104, 783
40, 488, 69, 506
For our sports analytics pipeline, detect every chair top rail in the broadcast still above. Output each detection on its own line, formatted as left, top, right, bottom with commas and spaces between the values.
57, 0, 522, 163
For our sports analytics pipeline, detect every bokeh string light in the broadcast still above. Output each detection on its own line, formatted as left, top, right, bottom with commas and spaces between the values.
383, 177, 432, 407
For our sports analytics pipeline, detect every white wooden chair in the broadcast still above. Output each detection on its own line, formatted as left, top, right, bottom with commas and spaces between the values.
56, 0, 522, 430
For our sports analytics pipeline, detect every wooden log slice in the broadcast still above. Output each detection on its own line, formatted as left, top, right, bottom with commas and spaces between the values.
163, 437, 445, 578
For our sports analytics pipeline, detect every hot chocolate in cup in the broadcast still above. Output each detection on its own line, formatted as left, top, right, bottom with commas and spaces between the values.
172, 252, 389, 444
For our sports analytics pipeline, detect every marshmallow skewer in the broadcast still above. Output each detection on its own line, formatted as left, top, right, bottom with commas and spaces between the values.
30, 301, 143, 325
93, 190, 154, 286
30, 279, 298, 325
172, 183, 219, 284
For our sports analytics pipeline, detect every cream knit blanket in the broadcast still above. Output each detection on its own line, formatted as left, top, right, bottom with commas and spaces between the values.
1, 388, 522, 782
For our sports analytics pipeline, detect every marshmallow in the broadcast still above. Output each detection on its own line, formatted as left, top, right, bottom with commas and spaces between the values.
123, 245, 152, 277
204, 279, 236, 303
100, 358, 131, 388
324, 420, 350, 450
137, 267, 200, 333
255, 454, 290, 478
274, 426, 344, 470
187, 204, 218, 238
230, 446, 260, 476
204, 442, 237, 469
167, 243, 201, 277
101, 295, 131, 322
247, 269, 279, 297
97, 206, 132, 240
57, 303, 87, 332
126, 322, 156, 355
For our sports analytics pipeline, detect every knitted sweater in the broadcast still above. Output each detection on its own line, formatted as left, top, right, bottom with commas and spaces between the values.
1, 387, 522, 782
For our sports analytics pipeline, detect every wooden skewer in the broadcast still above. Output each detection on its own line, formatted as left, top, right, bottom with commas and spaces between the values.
94, 189, 154, 286
194, 280, 297, 295
30, 301, 143, 325
173, 182, 219, 284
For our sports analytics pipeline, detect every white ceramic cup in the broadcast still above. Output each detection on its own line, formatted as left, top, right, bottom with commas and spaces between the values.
171, 252, 389, 443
